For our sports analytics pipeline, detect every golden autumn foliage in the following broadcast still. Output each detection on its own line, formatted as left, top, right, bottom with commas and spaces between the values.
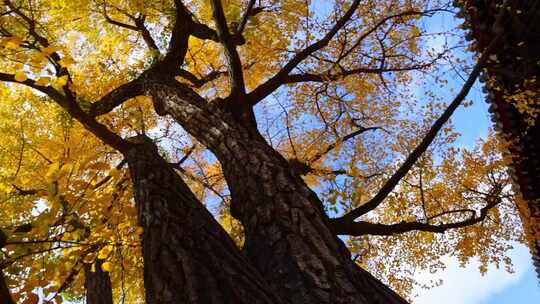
0, 0, 531, 302
0, 87, 145, 303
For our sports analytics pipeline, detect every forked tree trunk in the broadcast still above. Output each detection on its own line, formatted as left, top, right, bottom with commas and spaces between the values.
85, 259, 114, 304
147, 79, 408, 303
124, 135, 283, 304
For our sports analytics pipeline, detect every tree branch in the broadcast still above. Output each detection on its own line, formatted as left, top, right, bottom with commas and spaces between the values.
92, 158, 127, 190
160, 0, 243, 72
247, 0, 361, 105
210, 0, 246, 100
175, 68, 227, 88
102, 11, 138, 31
0, 229, 15, 303
0, 72, 131, 153
308, 126, 379, 164
10, 184, 39, 196
281, 50, 446, 84
338, 9, 443, 62
331, 197, 500, 236
334, 34, 503, 223
4, 0, 71, 80
160, 0, 193, 71
0, 3, 140, 151
100, 5, 160, 52
88, 79, 144, 116
236, 0, 256, 35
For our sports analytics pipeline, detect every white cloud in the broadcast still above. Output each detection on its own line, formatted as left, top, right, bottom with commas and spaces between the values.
413, 243, 532, 304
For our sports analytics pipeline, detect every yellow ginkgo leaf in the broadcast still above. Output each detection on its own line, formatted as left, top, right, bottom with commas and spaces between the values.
30, 53, 46, 64
22, 293, 39, 304
52, 75, 69, 90
41, 45, 59, 56
97, 246, 113, 259
59, 162, 73, 176
4, 37, 22, 49
55, 295, 63, 304
411, 26, 421, 37
101, 261, 114, 272
14, 71, 28, 82
35, 77, 51, 86
45, 162, 61, 182
57, 75, 69, 86
58, 57, 76, 67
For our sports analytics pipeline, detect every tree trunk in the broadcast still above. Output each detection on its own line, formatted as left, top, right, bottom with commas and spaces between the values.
85, 259, 114, 304
147, 79, 409, 303
124, 135, 283, 304
0, 271, 15, 304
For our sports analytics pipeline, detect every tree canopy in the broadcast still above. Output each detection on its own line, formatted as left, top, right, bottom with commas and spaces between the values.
0, 0, 530, 303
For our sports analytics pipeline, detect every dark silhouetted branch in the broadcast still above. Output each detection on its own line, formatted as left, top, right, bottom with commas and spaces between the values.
89, 80, 144, 116
331, 198, 500, 236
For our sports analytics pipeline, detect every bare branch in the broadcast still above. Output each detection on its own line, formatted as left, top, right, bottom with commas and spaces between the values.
177, 145, 196, 165
308, 126, 379, 164
247, 0, 361, 105
282, 54, 444, 84
338, 9, 443, 61
171, 165, 227, 201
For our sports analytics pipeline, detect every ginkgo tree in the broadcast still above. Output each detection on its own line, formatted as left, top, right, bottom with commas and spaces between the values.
0, 0, 530, 303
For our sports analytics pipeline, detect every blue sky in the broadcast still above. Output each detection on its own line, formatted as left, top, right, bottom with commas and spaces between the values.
485, 263, 540, 304
414, 243, 540, 303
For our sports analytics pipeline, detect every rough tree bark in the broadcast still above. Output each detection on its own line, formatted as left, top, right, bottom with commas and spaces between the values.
125, 135, 283, 304
144, 77, 408, 304
85, 259, 114, 304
